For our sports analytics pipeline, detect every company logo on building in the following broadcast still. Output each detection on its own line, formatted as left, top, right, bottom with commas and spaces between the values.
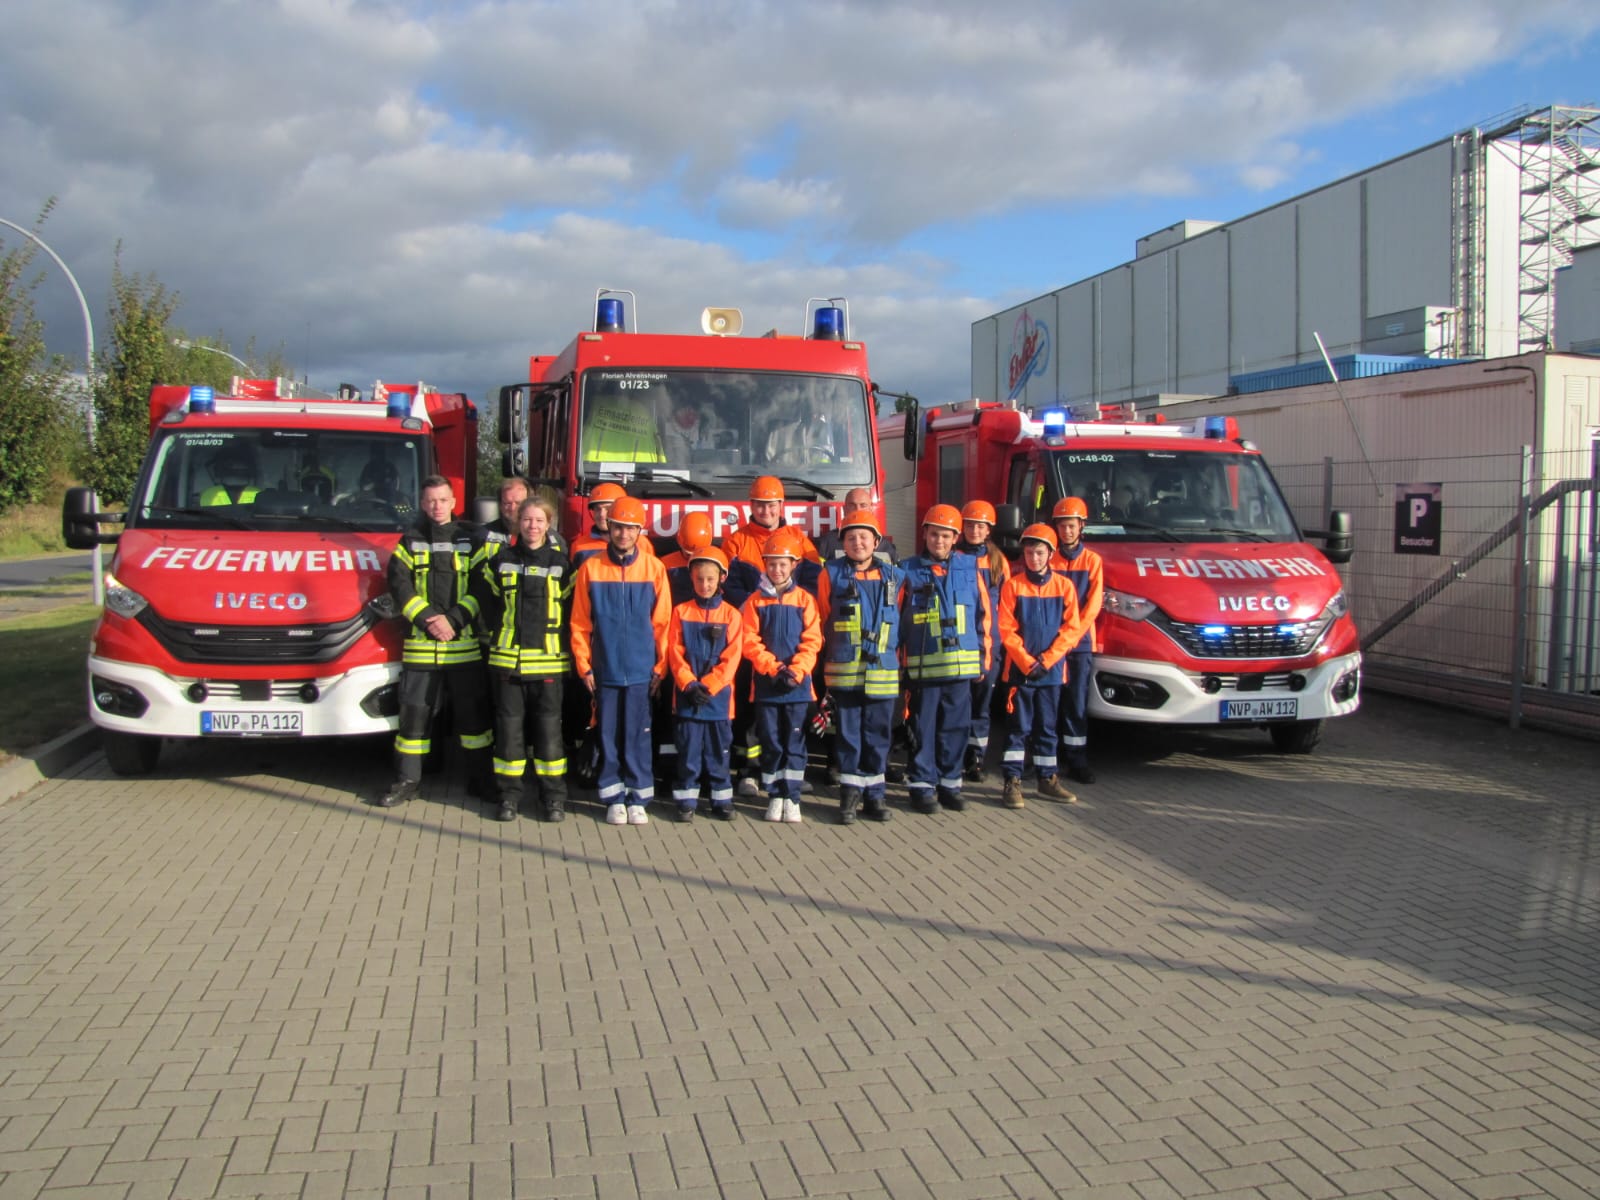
1007, 310, 1050, 400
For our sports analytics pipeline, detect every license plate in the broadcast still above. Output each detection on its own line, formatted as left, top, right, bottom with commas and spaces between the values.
201, 710, 304, 736
1219, 698, 1298, 721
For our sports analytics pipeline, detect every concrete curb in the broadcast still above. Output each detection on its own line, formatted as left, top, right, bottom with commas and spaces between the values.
0, 723, 101, 805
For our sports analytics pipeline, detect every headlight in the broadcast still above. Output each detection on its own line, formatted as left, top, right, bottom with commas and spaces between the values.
1322, 589, 1349, 621
1102, 587, 1158, 622
103, 572, 149, 620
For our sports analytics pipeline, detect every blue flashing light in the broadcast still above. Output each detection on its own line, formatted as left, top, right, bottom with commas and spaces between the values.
1040, 407, 1067, 428
1278, 624, 1300, 635
1201, 625, 1228, 637
596, 297, 625, 332
188, 385, 215, 414
812, 306, 845, 340
386, 392, 412, 419
1204, 416, 1227, 439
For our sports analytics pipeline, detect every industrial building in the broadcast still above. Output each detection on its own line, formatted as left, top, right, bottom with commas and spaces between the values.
972, 104, 1600, 412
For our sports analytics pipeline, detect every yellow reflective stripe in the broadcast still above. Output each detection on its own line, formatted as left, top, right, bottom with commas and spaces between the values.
459, 731, 493, 750
401, 596, 429, 621
494, 758, 527, 777
533, 758, 567, 777
396, 736, 430, 756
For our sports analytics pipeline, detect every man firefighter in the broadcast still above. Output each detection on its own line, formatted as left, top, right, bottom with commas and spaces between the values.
1050, 496, 1104, 784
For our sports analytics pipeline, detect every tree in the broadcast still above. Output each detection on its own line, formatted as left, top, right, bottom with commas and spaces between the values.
86, 252, 179, 504
0, 208, 73, 516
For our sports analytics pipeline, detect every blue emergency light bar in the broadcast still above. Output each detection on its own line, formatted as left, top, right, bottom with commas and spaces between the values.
812, 306, 845, 340
1040, 407, 1068, 444
188, 385, 215, 415
596, 297, 626, 333
386, 392, 413, 419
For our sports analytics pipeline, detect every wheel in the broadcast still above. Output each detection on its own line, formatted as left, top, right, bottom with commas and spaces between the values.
1269, 719, 1322, 755
103, 730, 161, 775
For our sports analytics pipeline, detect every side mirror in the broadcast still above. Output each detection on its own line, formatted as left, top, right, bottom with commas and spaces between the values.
501, 446, 527, 478
497, 383, 529, 445
994, 502, 1024, 558
471, 495, 500, 527
902, 401, 923, 463
61, 487, 122, 548
1323, 510, 1353, 564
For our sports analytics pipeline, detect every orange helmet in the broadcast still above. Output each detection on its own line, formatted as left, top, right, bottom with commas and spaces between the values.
922, 503, 963, 534
589, 482, 627, 507
961, 500, 997, 526
1020, 523, 1058, 551
676, 511, 714, 553
762, 527, 806, 559
749, 475, 785, 502
608, 496, 647, 528
1052, 496, 1089, 521
690, 545, 729, 574
839, 509, 882, 539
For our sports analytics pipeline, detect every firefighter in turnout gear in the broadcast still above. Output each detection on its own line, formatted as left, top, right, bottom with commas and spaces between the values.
815, 510, 899, 824
998, 525, 1080, 808
473, 494, 573, 823
570, 495, 672, 826
956, 499, 1009, 782
378, 475, 492, 808
666, 546, 745, 821
1050, 496, 1104, 784
898, 504, 992, 814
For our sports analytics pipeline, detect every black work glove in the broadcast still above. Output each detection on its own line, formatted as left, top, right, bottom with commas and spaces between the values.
682, 681, 713, 707
1027, 660, 1048, 682
775, 667, 801, 691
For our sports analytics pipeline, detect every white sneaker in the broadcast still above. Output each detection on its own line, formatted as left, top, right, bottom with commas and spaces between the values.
738, 776, 761, 798
605, 803, 627, 825
627, 804, 649, 825
783, 798, 802, 824
765, 797, 785, 822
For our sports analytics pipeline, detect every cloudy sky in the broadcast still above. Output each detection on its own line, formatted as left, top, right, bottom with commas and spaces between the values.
3, 0, 1597, 409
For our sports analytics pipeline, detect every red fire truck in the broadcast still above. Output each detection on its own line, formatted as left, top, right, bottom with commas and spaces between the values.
880, 400, 1359, 752
497, 290, 889, 549
62, 377, 477, 774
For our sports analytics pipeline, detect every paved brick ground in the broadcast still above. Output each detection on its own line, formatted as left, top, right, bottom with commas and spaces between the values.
2, 694, 1597, 1198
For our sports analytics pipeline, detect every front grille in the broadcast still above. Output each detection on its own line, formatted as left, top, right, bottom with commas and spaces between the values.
137, 609, 378, 665
186, 680, 315, 700
1155, 615, 1327, 660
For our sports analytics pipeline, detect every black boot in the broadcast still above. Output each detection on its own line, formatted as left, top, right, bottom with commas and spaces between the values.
862, 796, 893, 822
377, 779, 418, 808
838, 786, 861, 825
963, 745, 984, 783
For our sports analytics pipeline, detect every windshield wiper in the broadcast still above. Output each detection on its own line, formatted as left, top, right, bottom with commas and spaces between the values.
633, 476, 714, 498
1101, 518, 1181, 542
771, 475, 834, 500
140, 505, 255, 530
1198, 526, 1272, 542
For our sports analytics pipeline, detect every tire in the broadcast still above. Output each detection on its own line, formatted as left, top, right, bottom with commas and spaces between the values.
1269, 719, 1322, 755
103, 730, 161, 775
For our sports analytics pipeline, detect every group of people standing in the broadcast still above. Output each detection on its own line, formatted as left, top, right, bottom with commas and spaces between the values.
374, 472, 1103, 826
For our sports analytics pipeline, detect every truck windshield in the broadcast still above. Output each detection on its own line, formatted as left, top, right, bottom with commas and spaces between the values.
1046, 448, 1301, 543
577, 369, 872, 494
129, 428, 428, 531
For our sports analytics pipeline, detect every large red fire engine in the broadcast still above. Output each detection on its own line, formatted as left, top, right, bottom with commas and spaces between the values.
497, 290, 890, 549
62, 377, 477, 774
880, 400, 1359, 752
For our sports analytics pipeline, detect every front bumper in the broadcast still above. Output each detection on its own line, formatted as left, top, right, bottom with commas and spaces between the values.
84, 654, 401, 740
1087, 650, 1362, 725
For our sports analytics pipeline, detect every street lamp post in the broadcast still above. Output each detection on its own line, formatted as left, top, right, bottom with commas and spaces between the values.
0, 216, 102, 604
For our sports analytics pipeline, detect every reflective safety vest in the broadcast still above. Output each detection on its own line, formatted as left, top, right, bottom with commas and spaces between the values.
819, 558, 901, 698
900, 551, 985, 683
388, 520, 484, 668
199, 485, 259, 506
483, 544, 572, 678
581, 400, 666, 462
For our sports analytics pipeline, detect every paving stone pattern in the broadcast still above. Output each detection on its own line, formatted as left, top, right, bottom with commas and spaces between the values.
2, 694, 1598, 1198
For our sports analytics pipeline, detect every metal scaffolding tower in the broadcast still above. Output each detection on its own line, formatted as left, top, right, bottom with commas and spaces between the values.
1483, 105, 1600, 353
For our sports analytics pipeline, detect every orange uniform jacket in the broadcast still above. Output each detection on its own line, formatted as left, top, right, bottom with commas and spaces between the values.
570, 547, 670, 686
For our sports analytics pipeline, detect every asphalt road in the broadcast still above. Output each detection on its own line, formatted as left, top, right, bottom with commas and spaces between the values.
0, 551, 95, 589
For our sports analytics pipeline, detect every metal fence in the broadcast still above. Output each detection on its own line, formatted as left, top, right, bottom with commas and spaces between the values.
1274, 443, 1600, 735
